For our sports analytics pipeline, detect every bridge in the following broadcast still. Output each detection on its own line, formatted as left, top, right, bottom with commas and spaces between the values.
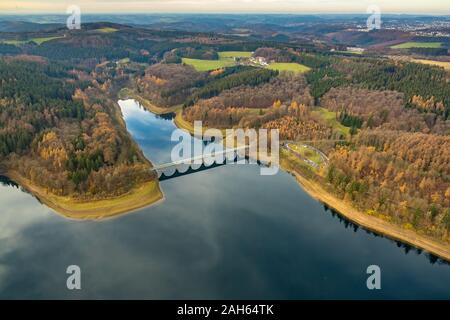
151, 146, 254, 181
151, 139, 341, 180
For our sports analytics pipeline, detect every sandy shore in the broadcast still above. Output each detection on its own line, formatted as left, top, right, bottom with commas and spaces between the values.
5, 170, 163, 220
0, 95, 168, 220
287, 168, 450, 262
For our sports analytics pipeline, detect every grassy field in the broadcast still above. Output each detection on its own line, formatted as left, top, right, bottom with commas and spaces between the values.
118, 58, 130, 64
288, 143, 323, 165
280, 149, 315, 178
334, 50, 363, 55
31, 36, 63, 44
2, 36, 63, 45
218, 51, 253, 58
182, 57, 235, 71
182, 51, 253, 71
96, 27, 118, 33
312, 107, 350, 137
267, 62, 311, 73
412, 59, 450, 71
391, 42, 443, 49
182, 52, 310, 74
1, 40, 25, 45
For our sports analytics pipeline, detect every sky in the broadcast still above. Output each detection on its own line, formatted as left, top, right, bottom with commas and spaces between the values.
0, 0, 449, 15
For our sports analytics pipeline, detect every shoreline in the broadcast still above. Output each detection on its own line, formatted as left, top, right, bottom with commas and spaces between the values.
286, 167, 450, 262
170, 105, 450, 261
120, 91, 226, 140
4, 170, 164, 220
0, 96, 166, 220
119, 88, 182, 115
4, 94, 449, 260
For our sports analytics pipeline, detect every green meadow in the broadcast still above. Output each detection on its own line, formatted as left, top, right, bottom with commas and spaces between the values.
182, 52, 311, 74
391, 42, 443, 49
182, 51, 253, 71
182, 58, 235, 71
334, 50, 363, 55
311, 107, 350, 137
95, 27, 118, 33
218, 51, 253, 58
1, 36, 63, 45
267, 62, 311, 73
288, 144, 323, 166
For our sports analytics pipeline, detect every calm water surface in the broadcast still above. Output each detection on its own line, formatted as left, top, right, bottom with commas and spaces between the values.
0, 99, 449, 299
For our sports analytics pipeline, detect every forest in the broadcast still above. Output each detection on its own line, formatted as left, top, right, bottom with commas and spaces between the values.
157, 43, 450, 239
0, 56, 155, 200
327, 130, 450, 238
0, 22, 449, 239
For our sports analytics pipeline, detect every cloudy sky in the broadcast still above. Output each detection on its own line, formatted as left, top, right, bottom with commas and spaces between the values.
0, 0, 448, 14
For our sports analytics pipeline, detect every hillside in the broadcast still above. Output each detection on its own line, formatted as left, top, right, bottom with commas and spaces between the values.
0, 21, 449, 244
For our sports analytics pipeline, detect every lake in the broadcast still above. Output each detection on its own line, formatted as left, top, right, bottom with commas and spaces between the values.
0, 99, 449, 299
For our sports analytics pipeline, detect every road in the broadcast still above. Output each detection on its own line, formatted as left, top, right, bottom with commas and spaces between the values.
282, 142, 329, 169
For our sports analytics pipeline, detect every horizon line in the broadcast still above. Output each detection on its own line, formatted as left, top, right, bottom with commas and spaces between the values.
1, 12, 449, 16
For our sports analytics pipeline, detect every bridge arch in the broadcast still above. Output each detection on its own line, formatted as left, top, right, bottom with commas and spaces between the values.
153, 146, 249, 181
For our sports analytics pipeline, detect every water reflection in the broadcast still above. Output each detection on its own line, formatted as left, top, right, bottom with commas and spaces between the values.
156, 112, 176, 121
0, 99, 450, 299
0, 176, 18, 188
322, 204, 448, 266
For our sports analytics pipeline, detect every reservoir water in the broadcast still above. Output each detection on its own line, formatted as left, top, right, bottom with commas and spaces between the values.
0, 99, 450, 299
